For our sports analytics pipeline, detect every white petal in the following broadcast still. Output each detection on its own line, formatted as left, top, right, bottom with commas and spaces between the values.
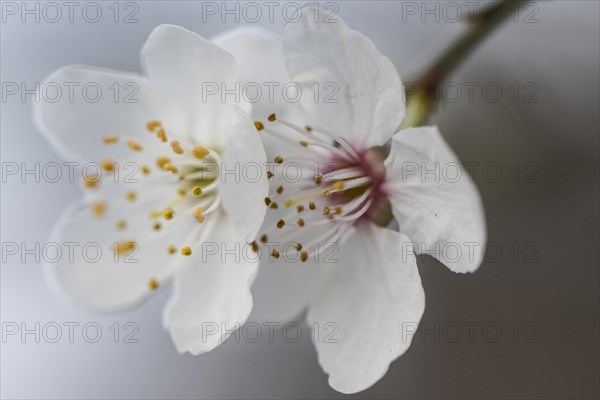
33, 65, 188, 162
283, 6, 405, 148
307, 225, 425, 394
384, 126, 487, 273
212, 27, 288, 120
45, 190, 204, 312
142, 25, 248, 148
250, 248, 323, 323
163, 211, 257, 354
219, 108, 269, 242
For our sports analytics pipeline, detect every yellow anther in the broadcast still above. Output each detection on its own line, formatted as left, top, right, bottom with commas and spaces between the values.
146, 120, 162, 132
156, 128, 167, 142
163, 208, 174, 220
170, 140, 184, 154
127, 140, 143, 151
141, 165, 151, 175
277, 219, 285, 229
274, 156, 283, 164
148, 278, 159, 290
271, 249, 280, 259
324, 190, 331, 197
333, 181, 345, 191
295, 243, 303, 251
102, 135, 119, 144
309, 202, 316, 210
305, 125, 313, 132
264, 197, 272, 207
181, 246, 192, 256
116, 219, 127, 230
83, 175, 100, 189
193, 207, 205, 223
254, 121, 265, 131
167, 245, 177, 254
267, 113, 276, 122
177, 187, 187, 196
297, 205, 305, 213
90, 201, 106, 218
297, 218, 305, 227
126, 191, 137, 201
314, 173, 323, 185
276, 186, 284, 194
335, 206, 343, 214
300, 252, 308, 262
162, 163, 178, 174
192, 146, 210, 159
299, 140, 309, 147
156, 156, 171, 169
260, 234, 268, 243
250, 241, 259, 253
153, 222, 162, 231
269, 202, 278, 209
283, 199, 293, 208
323, 206, 331, 215
114, 240, 136, 256
192, 186, 202, 196
267, 171, 274, 179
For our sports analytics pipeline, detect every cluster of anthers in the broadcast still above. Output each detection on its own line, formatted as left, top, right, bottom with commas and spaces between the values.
250, 113, 390, 263
84, 121, 222, 289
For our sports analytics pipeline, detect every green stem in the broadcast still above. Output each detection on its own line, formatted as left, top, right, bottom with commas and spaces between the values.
402, 0, 532, 128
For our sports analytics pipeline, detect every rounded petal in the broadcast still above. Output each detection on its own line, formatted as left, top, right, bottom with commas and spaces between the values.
384, 126, 487, 273
307, 225, 425, 394
212, 27, 289, 120
163, 211, 258, 354
220, 108, 269, 242
283, 6, 405, 148
45, 190, 205, 312
33, 65, 188, 163
141, 25, 248, 148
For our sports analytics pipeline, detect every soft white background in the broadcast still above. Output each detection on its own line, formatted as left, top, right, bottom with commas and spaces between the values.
1, 1, 599, 398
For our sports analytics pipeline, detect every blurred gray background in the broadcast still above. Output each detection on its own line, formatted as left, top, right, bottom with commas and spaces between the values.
1, 1, 598, 399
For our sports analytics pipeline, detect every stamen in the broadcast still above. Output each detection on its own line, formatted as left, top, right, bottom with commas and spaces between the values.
276, 186, 284, 194
264, 197, 272, 206
297, 218, 305, 227
141, 165, 151, 175
148, 278, 159, 290
267, 171, 274, 179
153, 222, 162, 231
156, 128, 167, 142
162, 163, 178, 174
192, 146, 210, 159
323, 206, 331, 216
254, 121, 265, 131
314, 173, 323, 185
250, 241, 259, 253
271, 249, 280, 259
260, 234, 268, 243
170, 140, 184, 154
268, 113, 277, 122
295, 243, 303, 251
163, 208, 174, 220
167, 245, 177, 254
126, 191, 137, 201
193, 207, 205, 223
102, 160, 115, 172
114, 240, 136, 256
274, 156, 283, 164
127, 140, 143, 151
156, 156, 171, 169
91, 201, 106, 217
102, 135, 119, 144
178, 187, 186, 196
299, 140, 309, 147
297, 205, 305, 213
270, 202, 278, 209
146, 120, 162, 132
277, 219, 285, 229
83, 175, 100, 189
116, 219, 127, 230
192, 186, 202, 196
309, 202, 316, 210
181, 246, 192, 256
300, 252, 308, 262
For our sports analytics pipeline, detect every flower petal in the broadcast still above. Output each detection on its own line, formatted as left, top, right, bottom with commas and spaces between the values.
142, 25, 248, 148
283, 6, 405, 148
212, 27, 288, 120
163, 211, 257, 354
384, 126, 487, 273
33, 65, 188, 163
307, 225, 425, 394
45, 189, 204, 312
220, 107, 269, 243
